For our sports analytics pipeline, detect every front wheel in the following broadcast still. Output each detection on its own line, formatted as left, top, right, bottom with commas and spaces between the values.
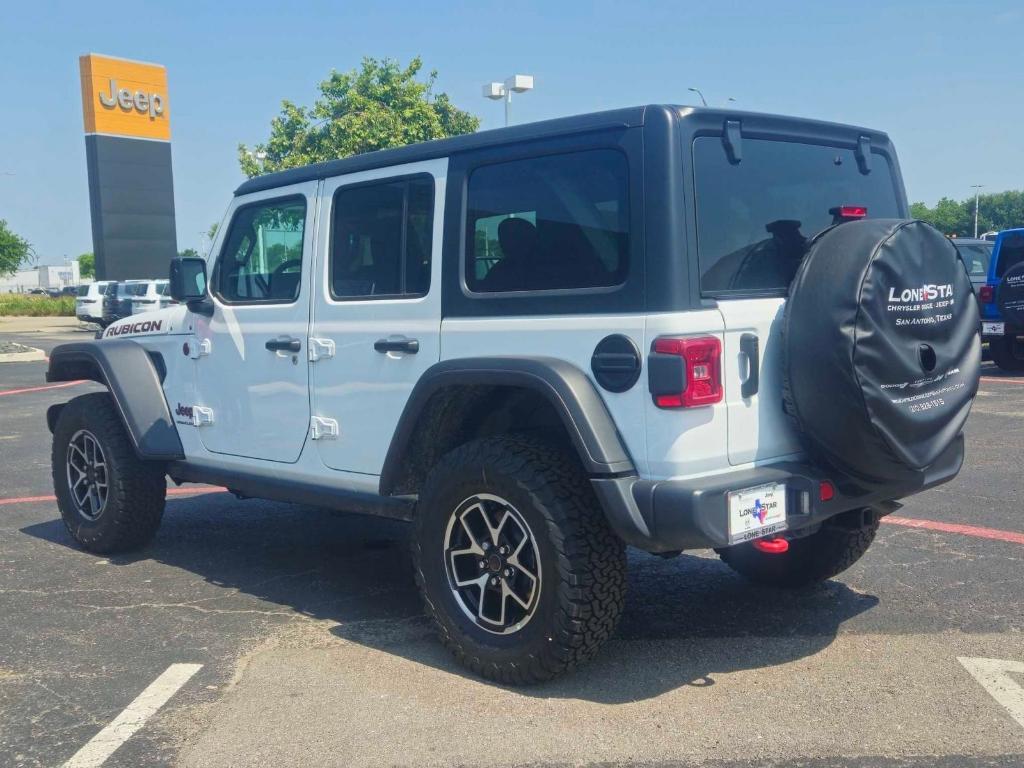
52, 392, 167, 554
718, 508, 880, 589
412, 435, 627, 685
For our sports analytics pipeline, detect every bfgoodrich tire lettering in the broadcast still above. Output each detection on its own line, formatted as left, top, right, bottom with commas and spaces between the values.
52, 392, 167, 554
412, 435, 627, 684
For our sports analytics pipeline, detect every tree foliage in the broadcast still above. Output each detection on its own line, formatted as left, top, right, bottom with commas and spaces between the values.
239, 56, 479, 178
78, 253, 95, 279
911, 190, 1024, 237
178, 248, 200, 259
0, 220, 35, 277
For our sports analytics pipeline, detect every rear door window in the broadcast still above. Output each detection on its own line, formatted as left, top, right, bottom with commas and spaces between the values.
693, 137, 902, 294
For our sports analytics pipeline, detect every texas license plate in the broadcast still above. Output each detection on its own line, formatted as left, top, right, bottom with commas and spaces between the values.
983, 322, 1005, 336
728, 482, 787, 544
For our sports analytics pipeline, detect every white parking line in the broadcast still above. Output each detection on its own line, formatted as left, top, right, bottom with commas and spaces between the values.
958, 657, 1024, 731
62, 663, 202, 768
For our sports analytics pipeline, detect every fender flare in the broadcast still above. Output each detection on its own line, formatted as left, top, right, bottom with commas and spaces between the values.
379, 356, 636, 496
46, 340, 184, 461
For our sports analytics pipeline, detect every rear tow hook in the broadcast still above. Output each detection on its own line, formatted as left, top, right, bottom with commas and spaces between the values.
752, 537, 789, 554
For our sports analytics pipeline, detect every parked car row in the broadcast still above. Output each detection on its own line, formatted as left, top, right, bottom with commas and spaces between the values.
75, 278, 173, 326
954, 228, 1024, 371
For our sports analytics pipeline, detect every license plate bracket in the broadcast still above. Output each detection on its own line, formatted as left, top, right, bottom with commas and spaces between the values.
983, 322, 1005, 336
727, 482, 788, 544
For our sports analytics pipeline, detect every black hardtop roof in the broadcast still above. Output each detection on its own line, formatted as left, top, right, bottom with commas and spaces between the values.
234, 104, 889, 196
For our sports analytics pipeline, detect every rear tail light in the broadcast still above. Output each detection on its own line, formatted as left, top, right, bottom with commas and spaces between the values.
979, 285, 995, 304
649, 335, 723, 408
819, 480, 835, 502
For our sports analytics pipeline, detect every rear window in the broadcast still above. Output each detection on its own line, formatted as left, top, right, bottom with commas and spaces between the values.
126, 283, 149, 296
995, 233, 1024, 278
954, 243, 993, 277
694, 137, 902, 294
76, 285, 89, 297
156, 282, 170, 296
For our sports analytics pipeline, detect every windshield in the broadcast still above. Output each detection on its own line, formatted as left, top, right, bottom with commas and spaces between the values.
693, 137, 902, 294
954, 242, 993, 277
156, 282, 170, 296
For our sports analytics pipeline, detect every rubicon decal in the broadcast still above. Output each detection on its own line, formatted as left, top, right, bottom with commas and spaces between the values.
104, 319, 164, 338
887, 284, 953, 303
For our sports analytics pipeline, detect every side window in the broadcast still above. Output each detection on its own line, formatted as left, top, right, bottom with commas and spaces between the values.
330, 176, 434, 299
465, 149, 629, 293
216, 196, 306, 303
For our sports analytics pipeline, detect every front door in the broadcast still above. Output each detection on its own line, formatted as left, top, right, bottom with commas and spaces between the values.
193, 182, 318, 463
309, 160, 445, 478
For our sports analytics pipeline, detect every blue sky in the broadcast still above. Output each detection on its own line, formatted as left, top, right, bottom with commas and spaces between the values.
1, 0, 1021, 263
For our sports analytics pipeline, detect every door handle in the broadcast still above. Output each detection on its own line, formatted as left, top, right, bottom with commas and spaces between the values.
265, 337, 302, 353
374, 337, 419, 354
740, 333, 759, 398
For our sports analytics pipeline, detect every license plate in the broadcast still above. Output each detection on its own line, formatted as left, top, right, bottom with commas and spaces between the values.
983, 322, 1005, 336
728, 482, 787, 544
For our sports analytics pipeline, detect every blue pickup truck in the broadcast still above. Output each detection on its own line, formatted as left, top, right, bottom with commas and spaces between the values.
967, 228, 1024, 372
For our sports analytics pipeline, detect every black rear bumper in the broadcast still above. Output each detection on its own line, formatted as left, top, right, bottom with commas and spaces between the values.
592, 435, 965, 553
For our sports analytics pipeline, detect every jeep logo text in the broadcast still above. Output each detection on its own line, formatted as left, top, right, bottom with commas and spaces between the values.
98, 78, 164, 120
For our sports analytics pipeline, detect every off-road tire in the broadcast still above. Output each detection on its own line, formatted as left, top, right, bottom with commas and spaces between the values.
989, 336, 1024, 373
412, 435, 627, 685
718, 509, 880, 589
52, 392, 166, 554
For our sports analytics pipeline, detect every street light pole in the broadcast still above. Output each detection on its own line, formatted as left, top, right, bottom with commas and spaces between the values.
971, 185, 985, 238
688, 87, 708, 107
483, 75, 535, 126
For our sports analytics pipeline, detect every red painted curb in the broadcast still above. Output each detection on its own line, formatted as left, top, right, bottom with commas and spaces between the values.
882, 516, 1024, 546
0, 381, 84, 397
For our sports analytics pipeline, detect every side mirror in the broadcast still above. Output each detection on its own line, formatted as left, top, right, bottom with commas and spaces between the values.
169, 257, 208, 301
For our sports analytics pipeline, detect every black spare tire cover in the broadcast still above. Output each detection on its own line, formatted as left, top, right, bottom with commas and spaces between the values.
783, 219, 980, 483
997, 261, 1024, 326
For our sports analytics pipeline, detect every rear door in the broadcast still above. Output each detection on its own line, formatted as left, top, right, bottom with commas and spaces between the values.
309, 159, 445, 478
691, 133, 904, 465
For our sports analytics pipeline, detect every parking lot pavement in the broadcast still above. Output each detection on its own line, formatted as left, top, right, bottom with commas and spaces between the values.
1, 330, 1023, 767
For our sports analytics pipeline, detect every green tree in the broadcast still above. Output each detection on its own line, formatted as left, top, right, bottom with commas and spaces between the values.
207, 222, 219, 242
78, 252, 95, 279
0, 220, 35, 276
239, 56, 479, 178
178, 248, 200, 259
910, 190, 1024, 237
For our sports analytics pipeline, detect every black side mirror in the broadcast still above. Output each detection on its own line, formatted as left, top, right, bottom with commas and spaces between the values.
169, 257, 213, 315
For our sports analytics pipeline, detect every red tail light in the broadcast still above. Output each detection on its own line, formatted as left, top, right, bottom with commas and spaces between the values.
979, 285, 995, 304
650, 335, 723, 408
830, 205, 868, 222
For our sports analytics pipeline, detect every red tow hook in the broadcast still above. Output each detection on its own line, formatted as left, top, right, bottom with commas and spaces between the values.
752, 537, 789, 554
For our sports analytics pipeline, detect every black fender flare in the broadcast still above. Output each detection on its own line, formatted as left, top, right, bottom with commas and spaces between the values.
379, 356, 636, 496
46, 340, 184, 461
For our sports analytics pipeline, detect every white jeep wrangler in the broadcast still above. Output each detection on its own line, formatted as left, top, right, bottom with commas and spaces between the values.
47, 106, 980, 684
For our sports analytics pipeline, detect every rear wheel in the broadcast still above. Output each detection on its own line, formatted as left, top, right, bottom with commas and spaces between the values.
718, 509, 880, 589
52, 392, 167, 554
412, 435, 627, 684
990, 336, 1024, 373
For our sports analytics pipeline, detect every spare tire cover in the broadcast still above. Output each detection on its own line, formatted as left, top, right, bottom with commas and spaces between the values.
997, 261, 1024, 326
783, 219, 980, 483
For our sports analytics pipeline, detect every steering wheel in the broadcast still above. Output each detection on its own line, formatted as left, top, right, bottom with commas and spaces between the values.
272, 259, 302, 277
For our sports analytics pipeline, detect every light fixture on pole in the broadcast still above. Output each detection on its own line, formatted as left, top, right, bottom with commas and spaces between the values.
688, 87, 708, 107
483, 74, 534, 127
970, 184, 985, 238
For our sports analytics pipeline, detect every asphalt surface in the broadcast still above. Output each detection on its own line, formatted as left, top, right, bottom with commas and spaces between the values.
1, 324, 1023, 767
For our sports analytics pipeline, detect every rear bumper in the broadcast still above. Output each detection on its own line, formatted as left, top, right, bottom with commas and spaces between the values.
592, 435, 965, 553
